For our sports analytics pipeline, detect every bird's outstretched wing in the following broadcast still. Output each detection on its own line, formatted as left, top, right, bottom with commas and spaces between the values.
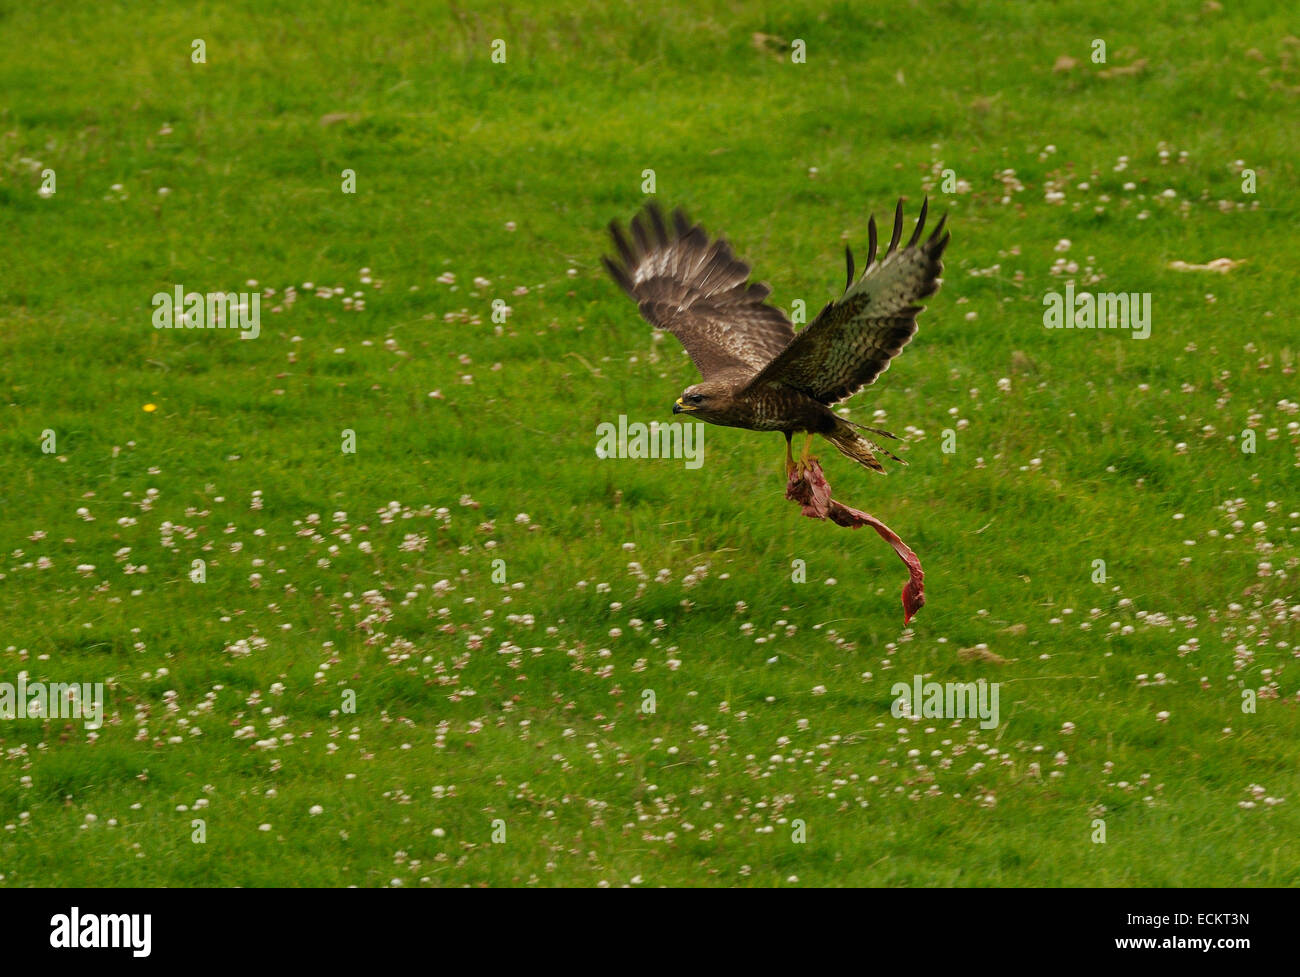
603, 202, 795, 379
741, 199, 948, 404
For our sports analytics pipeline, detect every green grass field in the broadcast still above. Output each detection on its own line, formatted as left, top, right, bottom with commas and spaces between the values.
1, 0, 1297, 887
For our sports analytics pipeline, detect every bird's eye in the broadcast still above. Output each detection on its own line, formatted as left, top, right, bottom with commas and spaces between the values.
689, 394, 704, 404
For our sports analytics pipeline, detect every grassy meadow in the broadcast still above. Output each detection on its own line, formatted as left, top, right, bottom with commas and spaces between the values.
0, 0, 1297, 886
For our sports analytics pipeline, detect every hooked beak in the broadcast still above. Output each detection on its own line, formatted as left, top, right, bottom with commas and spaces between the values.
673, 398, 688, 414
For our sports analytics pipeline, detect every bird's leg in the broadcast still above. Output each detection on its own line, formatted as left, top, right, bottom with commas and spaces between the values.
784, 432, 796, 478
799, 433, 817, 470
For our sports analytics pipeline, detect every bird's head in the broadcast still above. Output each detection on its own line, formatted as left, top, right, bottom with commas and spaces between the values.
673, 381, 728, 418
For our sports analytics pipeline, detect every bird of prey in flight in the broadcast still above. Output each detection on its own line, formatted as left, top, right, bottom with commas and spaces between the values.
603, 199, 949, 475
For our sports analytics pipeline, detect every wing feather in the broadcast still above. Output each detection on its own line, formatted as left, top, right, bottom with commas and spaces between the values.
740, 198, 949, 405
603, 202, 795, 379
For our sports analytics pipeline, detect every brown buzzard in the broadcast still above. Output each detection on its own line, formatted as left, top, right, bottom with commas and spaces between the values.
603, 199, 949, 474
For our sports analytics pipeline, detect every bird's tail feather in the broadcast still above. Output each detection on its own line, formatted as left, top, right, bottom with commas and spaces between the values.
840, 419, 905, 442
824, 422, 905, 474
